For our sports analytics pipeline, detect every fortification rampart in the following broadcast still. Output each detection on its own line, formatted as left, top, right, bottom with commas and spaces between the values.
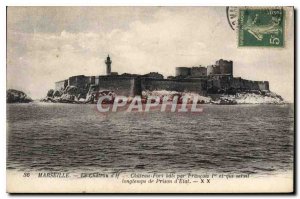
53, 57, 270, 98
207, 76, 269, 94
94, 76, 141, 96
141, 78, 207, 95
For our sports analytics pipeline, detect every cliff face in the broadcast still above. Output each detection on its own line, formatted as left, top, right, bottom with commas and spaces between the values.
143, 90, 285, 105
7, 89, 33, 103
210, 91, 285, 104
43, 85, 285, 105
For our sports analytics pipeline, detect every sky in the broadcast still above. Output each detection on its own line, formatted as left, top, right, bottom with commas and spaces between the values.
7, 7, 294, 102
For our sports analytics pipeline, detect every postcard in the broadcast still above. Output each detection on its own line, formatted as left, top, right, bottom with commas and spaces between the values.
6, 6, 294, 193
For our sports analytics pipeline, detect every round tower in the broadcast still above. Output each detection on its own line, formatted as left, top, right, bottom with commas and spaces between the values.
175, 67, 191, 77
105, 55, 112, 76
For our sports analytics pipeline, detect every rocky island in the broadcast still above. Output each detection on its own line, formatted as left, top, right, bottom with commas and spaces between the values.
7, 89, 33, 103
42, 55, 285, 105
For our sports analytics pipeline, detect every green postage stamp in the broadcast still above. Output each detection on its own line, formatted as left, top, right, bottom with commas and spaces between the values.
238, 8, 285, 47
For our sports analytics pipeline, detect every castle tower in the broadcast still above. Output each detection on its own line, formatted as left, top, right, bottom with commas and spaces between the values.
105, 55, 112, 75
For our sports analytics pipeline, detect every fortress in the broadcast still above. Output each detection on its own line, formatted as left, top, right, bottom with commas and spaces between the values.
55, 55, 270, 97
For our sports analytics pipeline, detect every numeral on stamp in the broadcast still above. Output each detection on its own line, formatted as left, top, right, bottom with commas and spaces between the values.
238, 8, 284, 47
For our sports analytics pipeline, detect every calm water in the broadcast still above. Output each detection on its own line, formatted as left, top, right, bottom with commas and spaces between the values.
7, 102, 294, 175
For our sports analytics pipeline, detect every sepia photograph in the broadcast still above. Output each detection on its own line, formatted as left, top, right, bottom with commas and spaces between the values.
6, 6, 294, 193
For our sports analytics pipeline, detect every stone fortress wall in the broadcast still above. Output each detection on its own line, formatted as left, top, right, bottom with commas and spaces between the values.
176, 66, 207, 77
55, 56, 270, 97
141, 78, 207, 96
207, 76, 269, 94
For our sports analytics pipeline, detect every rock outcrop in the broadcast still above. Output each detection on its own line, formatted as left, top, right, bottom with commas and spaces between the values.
143, 90, 285, 105
7, 89, 33, 103
41, 86, 80, 103
216, 91, 285, 104
42, 86, 285, 105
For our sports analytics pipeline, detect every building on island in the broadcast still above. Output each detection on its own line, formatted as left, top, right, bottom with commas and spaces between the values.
55, 55, 270, 97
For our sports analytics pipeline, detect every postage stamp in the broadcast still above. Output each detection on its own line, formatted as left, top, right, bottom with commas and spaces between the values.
238, 8, 285, 47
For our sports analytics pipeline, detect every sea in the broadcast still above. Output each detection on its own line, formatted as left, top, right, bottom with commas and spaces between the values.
7, 102, 294, 176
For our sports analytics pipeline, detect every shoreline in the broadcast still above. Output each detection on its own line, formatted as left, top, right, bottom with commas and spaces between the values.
39, 90, 286, 105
